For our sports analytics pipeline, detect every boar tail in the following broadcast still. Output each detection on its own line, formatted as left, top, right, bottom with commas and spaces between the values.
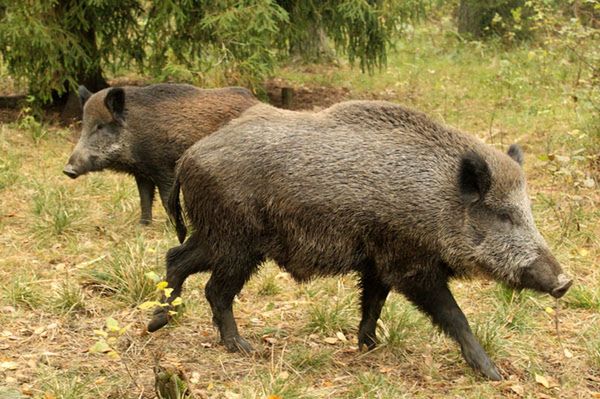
168, 178, 187, 243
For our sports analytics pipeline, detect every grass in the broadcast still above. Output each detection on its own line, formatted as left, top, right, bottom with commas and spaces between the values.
53, 278, 86, 315
306, 284, 357, 335
2, 274, 43, 309
83, 236, 162, 306
378, 298, 425, 354
0, 14, 598, 399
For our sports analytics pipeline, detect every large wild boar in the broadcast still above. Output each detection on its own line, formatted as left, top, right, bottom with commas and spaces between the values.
63, 83, 258, 226
148, 101, 572, 380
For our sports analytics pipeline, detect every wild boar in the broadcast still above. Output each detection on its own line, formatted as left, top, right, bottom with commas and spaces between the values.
63, 83, 258, 226
148, 101, 572, 380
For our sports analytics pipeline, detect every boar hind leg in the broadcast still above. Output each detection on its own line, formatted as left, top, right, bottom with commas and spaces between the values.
205, 255, 260, 354
157, 183, 172, 213
358, 269, 390, 350
135, 175, 155, 225
147, 236, 211, 332
401, 275, 502, 381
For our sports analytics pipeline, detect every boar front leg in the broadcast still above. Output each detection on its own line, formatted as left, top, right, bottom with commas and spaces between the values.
400, 272, 502, 381
135, 175, 155, 225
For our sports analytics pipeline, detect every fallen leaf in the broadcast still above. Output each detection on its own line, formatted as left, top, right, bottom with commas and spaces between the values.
336, 332, 347, 342
510, 384, 524, 396
535, 374, 550, 388
171, 296, 183, 306
582, 178, 595, 189
544, 307, 554, 315
105, 317, 120, 332
145, 271, 161, 283
89, 341, 111, 354
0, 361, 18, 370
278, 371, 289, 380
564, 348, 573, 358
323, 337, 338, 345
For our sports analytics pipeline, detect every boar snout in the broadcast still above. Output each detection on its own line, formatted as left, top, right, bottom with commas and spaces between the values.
551, 274, 572, 298
63, 164, 80, 179
519, 252, 572, 298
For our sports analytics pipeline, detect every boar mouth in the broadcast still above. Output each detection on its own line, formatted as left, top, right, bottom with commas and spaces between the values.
550, 274, 572, 298
518, 253, 573, 298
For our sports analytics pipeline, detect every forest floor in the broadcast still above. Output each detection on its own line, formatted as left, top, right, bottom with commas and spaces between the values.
0, 17, 599, 399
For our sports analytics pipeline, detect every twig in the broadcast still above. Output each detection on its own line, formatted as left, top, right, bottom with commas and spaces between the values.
553, 298, 565, 352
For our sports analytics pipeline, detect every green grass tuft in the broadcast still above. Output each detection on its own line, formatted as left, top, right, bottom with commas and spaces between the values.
31, 184, 81, 239
307, 288, 357, 335
83, 237, 161, 306
257, 272, 282, 296
288, 346, 332, 373
53, 279, 86, 314
2, 274, 44, 309
564, 284, 600, 310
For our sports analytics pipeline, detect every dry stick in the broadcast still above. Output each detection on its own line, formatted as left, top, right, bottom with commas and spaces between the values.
553, 298, 565, 353
122, 355, 145, 395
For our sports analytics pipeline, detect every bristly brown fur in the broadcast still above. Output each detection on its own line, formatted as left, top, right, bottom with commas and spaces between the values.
65, 84, 259, 229
152, 100, 569, 381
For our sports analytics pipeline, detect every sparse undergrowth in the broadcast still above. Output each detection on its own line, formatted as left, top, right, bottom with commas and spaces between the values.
0, 16, 599, 399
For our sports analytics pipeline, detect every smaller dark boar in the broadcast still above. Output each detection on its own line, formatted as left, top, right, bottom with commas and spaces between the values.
148, 101, 572, 381
63, 83, 258, 227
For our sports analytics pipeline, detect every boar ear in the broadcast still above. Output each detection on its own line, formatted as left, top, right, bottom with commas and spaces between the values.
104, 87, 125, 122
78, 85, 92, 107
507, 144, 524, 166
459, 150, 492, 204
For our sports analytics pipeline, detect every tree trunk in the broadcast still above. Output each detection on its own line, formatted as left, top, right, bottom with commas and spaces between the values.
53, 0, 108, 123
457, 0, 486, 38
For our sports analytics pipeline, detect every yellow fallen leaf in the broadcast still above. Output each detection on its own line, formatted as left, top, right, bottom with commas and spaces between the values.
544, 307, 555, 315
138, 301, 161, 310
145, 271, 160, 283
579, 248, 589, 257
105, 317, 120, 332
266, 396, 282, 399
89, 341, 111, 354
535, 373, 550, 388
323, 337, 338, 344
171, 297, 183, 306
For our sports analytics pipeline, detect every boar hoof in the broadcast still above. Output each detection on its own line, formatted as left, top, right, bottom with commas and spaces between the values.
139, 218, 152, 226
147, 309, 170, 332
481, 364, 502, 381
463, 345, 502, 380
223, 335, 254, 354
358, 335, 378, 351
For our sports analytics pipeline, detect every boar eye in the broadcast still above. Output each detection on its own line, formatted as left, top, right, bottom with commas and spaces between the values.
95, 123, 104, 131
498, 212, 514, 225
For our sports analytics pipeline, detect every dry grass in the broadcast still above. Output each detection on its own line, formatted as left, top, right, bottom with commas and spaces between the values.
1, 19, 599, 399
